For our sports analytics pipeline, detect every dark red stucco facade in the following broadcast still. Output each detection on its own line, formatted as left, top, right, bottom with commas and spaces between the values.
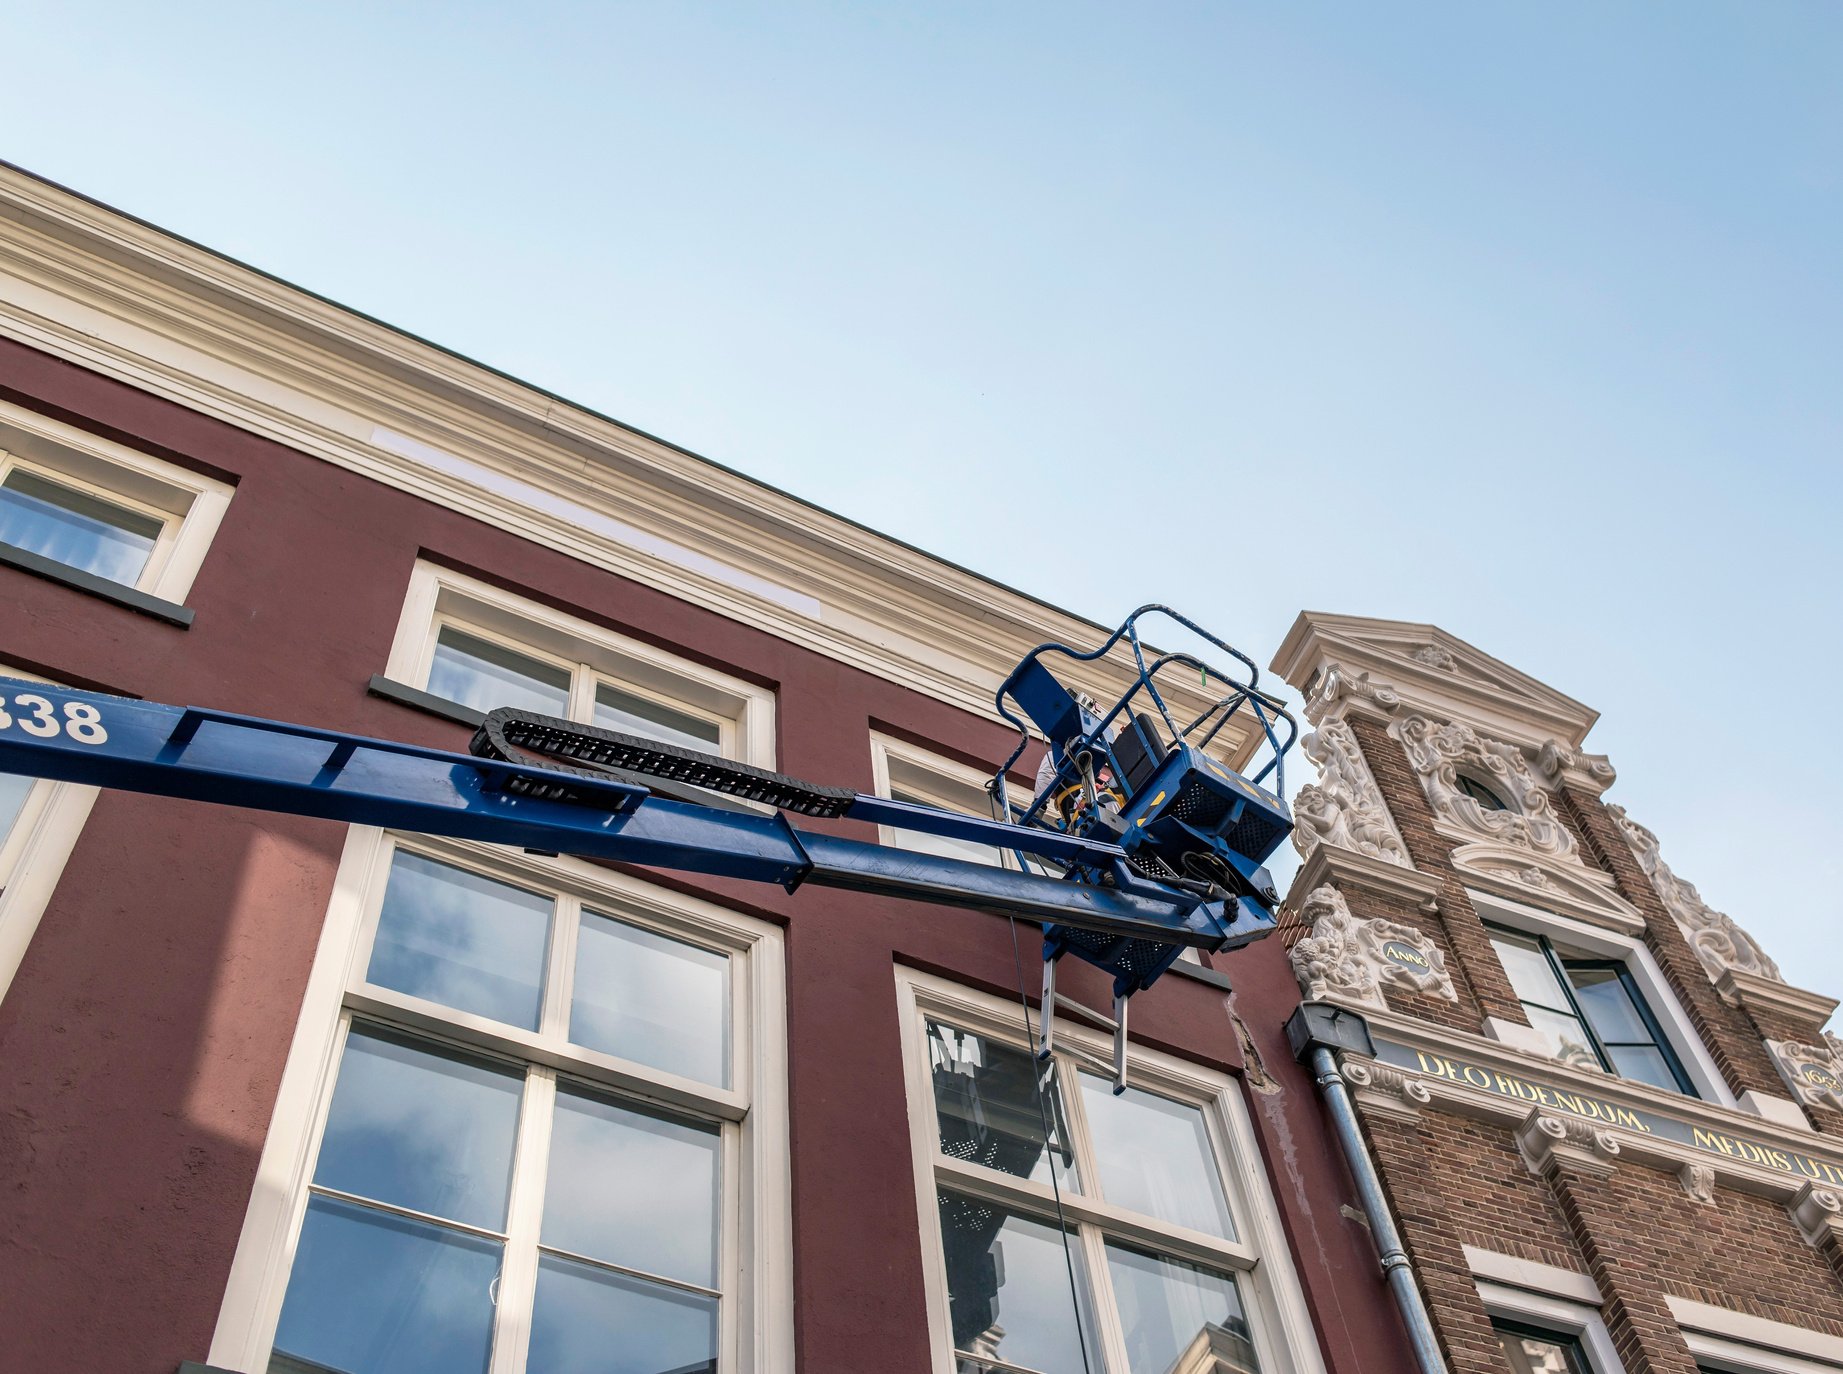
0, 336, 1416, 1374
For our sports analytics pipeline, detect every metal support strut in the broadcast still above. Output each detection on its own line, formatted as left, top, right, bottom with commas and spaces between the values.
1286, 1004, 1449, 1374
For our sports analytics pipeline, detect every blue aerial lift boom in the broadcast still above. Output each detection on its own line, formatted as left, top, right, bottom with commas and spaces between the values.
0, 605, 1295, 1089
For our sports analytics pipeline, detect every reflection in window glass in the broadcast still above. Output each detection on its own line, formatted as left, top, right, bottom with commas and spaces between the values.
1080, 1076, 1234, 1240
1493, 1319, 1591, 1374
891, 788, 1004, 866
269, 1195, 501, 1374
938, 1192, 1095, 1374
427, 626, 571, 716
528, 1253, 718, 1374
366, 852, 552, 1029
1489, 924, 1695, 1095
1492, 929, 1571, 1010
593, 682, 721, 753
1106, 1243, 1259, 1374
312, 1027, 523, 1232
543, 1085, 721, 1290
572, 911, 730, 1086
0, 770, 33, 847
929, 1021, 1078, 1192
0, 469, 162, 586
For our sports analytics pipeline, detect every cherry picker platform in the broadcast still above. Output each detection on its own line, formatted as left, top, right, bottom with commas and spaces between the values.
0, 605, 1295, 1090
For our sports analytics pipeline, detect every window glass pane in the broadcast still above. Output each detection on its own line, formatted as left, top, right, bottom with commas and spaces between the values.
1494, 1321, 1591, 1374
1607, 1043, 1683, 1093
528, 1252, 718, 1374
1564, 965, 1652, 1045
572, 911, 729, 1086
1106, 1243, 1260, 1374
427, 627, 571, 716
1523, 1005, 1600, 1069
314, 1026, 523, 1231
1080, 1076, 1234, 1240
893, 789, 1004, 867
0, 470, 162, 586
593, 682, 722, 753
927, 1021, 1079, 1192
1457, 775, 1507, 811
270, 1194, 500, 1374
0, 770, 33, 846
937, 1192, 1096, 1374
1490, 931, 1572, 1012
366, 852, 552, 1030
542, 1085, 720, 1289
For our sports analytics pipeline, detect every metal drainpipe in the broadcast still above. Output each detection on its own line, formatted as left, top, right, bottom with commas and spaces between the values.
1285, 1003, 1450, 1374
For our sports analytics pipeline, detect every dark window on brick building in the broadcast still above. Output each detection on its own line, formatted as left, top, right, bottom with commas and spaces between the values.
1492, 1317, 1593, 1373
1487, 924, 1697, 1096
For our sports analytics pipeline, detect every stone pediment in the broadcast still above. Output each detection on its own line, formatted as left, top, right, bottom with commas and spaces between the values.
1449, 843, 1646, 934
1271, 612, 1599, 750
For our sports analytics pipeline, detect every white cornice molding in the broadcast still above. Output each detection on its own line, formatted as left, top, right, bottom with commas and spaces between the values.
1718, 969, 1839, 1028
1289, 842, 1443, 909
1272, 612, 1598, 750
0, 166, 1261, 756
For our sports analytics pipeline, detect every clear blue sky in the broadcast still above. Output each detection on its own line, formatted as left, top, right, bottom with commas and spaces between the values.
4, 3, 1838, 1017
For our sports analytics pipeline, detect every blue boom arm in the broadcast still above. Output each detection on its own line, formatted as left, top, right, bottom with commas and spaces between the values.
0, 678, 1242, 950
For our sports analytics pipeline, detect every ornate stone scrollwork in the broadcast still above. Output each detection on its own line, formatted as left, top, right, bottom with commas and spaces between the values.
1306, 661, 1401, 723
1291, 719, 1410, 867
1789, 1182, 1843, 1247
1289, 885, 1456, 1009
1678, 1162, 1717, 1205
1515, 1108, 1622, 1177
1766, 1038, 1843, 1113
1605, 804, 1782, 983
1536, 739, 1616, 790
1394, 714, 1578, 858
1411, 644, 1457, 671
1342, 1058, 1433, 1122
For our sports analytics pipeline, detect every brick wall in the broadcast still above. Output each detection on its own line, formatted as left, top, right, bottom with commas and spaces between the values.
1316, 692, 1843, 1369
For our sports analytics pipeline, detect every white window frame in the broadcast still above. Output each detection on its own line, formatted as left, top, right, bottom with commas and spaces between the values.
0, 662, 100, 1005
385, 561, 775, 766
0, 396, 232, 602
870, 731, 1019, 867
895, 965, 1326, 1374
1472, 887, 1736, 1107
206, 826, 793, 1373
1475, 1274, 1625, 1374
1670, 1296, 1843, 1373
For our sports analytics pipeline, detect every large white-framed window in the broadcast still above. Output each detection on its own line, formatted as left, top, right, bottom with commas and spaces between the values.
1465, 1249, 1624, 1373
870, 732, 1014, 868
0, 397, 231, 601
0, 663, 100, 1005
207, 827, 792, 1374
384, 561, 775, 765
896, 967, 1325, 1374
1472, 888, 1734, 1107
1477, 1283, 1623, 1374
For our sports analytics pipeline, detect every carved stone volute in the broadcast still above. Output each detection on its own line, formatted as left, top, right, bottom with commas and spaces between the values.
1606, 804, 1781, 983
